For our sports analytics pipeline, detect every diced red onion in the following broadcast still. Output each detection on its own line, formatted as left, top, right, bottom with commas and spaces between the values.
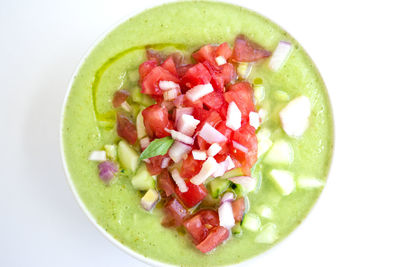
161, 157, 171, 169
268, 41, 292, 71
213, 156, 235, 177
190, 157, 218, 185
177, 114, 200, 136
232, 141, 248, 153
140, 189, 160, 211
229, 176, 257, 192
221, 192, 235, 203
143, 159, 150, 164
192, 150, 207, 160
165, 128, 194, 145
173, 94, 185, 107
171, 169, 188, 193
198, 123, 227, 144
185, 83, 214, 102
168, 141, 192, 163
98, 161, 118, 183
218, 201, 235, 229
226, 101, 241, 130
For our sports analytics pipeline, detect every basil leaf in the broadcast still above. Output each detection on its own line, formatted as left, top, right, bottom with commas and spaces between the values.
139, 137, 174, 160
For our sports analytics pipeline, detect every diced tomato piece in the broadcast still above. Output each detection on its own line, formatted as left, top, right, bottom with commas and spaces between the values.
177, 64, 195, 79
175, 181, 208, 208
180, 154, 203, 179
225, 82, 255, 118
196, 136, 209, 150
230, 123, 258, 175
193, 110, 222, 127
218, 101, 229, 120
231, 34, 271, 62
116, 113, 137, 145
112, 90, 130, 108
220, 63, 236, 84
201, 91, 225, 110
146, 48, 164, 64
215, 42, 233, 60
215, 121, 233, 141
145, 155, 167, 176
192, 107, 209, 122
203, 61, 235, 92
161, 56, 177, 76
183, 210, 219, 244
142, 104, 172, 138
139, 60, 158, 81
141, 66, 180, 96
181, 63, 212, 88
158, 170, 175, 197
163, 198, 188, 227
183, 95, 203, 108
171, 52, 184, 66
196, 226, 229, 253
205, 110, 223, 127
232, 197, 245, 222
192, 44, 216, 64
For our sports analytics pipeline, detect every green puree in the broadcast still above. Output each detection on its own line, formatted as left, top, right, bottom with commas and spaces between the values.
62, 1, 334, 266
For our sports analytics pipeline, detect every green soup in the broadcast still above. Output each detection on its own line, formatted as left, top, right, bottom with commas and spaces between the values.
62, 1, 334, 266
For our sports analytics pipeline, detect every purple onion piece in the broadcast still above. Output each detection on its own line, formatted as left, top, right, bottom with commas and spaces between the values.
98, 160, 119, 183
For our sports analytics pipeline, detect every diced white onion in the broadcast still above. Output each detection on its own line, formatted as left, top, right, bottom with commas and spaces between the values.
161, 157, 171, 169
190, 157, 218, 185
185, 83, 214, 102
229, 176, 257, 192
232, 141, 248, 153
207, 143, 222, 157
249, 111, 260, 129
163, 89, 178, 101
215, 56, 227, 66
218, 201, 235, 229
171, 169, 188, 193
136, 111, 147, 139
279, 96, 311, 138
159, 80, 180, 91
168, 141, 192, 163
192, 150, 207, 160
225, 156, 235, 171
258, 108, 268, 123
140, 137, 150, 150
177, 114, 200, 136
269, 41, 293, 71
140, 189, 160, 211
198, 123, 227, 144
173, 94, 185, 107
213, 156, 235, 178
174, 107, 194, 125
120, 101, 132, 112
226, 101, 241, 130
165, 128, 194, 145
161, 100, 175, 111
221, 192, 235, 203
88, 150, 107, 161
142, 159, 150, 164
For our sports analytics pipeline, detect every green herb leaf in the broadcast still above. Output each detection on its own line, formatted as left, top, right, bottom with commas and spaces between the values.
139, 137, 174, 160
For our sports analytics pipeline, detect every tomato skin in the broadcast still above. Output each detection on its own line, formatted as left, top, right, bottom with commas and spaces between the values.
196, 226, 230, 253
116, 113, 137, 145
181, 63, 212, 88
225, 82, 255, 118
192, 44, 216, 64
183, 95, 203, 109
183, 210, 219, 244
146, 48, 165, 64
141, 66, 180, 96
180, 154, 203, 179
162, 197, 188, 227
196, 136, 209, 150
112, 90, 130, 108
161, 56, 178, 76
139, 60, 157, 81
142, 104, 172, 138
175, 181, 208, 208
230, 123, 258, 175
231, 34, 271, 62
158, 170, 175, 197
146, 155, 167, 176
177, 64, 195, 79
232, 197, 245, 222
215, 42, 233, 60
201, 91, 225, 110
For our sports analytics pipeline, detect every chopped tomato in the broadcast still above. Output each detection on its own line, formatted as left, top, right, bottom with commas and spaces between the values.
139, 60, 157, 81
146, 155, 167, 176
112, 90, 130, 108
196, 226, 229, 253
230, 123, 258, 175
183, 95, 203, 109
177, 64, 195, 79
183, 210, 219, 244
162, 197, 188, 227
161, 56, 178, 76
180, 154, 203, 179
225, 82, 255, 118
201, 91, 225, 110
215, 121, 232, 154
141, 66, 180, 95
232, 197, 245, 222
231, 34, 271, 62
220, 63, 236, 84
202, 61, 235, 92
158, 170, 175, 197
175, 180, 208, 208
146, 48, 165, 64
194, 110, 222, 128
196, 136, 209, 150
116, 113, 137, 145
142, 104, 172, 138
192, 44, 216, 64
215, 42, 233, 60
181, 63, 212, 88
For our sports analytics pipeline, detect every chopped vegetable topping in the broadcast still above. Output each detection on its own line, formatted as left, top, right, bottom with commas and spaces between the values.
88, 150, 107, 161
139, 137, 174, 160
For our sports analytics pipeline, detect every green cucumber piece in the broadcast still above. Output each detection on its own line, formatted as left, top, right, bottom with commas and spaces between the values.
208, 179, 231, 198
118, 140, 139, 172
255, 223, 278, 244
253, 84, 265, 103
256, 205, 273, 219
104, 144, 117, 161
264, 140, 293, 165
131, 164, 155, 191
241, 213, 261, 232
273, 90, 290, 101
269, 169, 295, 196
232, 224, 243, 237
256, 128, 273, 157
221, 168, 244, 179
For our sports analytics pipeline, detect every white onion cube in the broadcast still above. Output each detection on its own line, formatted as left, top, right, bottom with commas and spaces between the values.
226, 101, 241, 131
280, 96, 311, 138
185, 83, 214, 102
249, 111, 260, 129
192, 150, 207, 160
207, 143, 222, 157
177, 114, 200, 136
190, 157, 218, 185
88, 150, 107, 161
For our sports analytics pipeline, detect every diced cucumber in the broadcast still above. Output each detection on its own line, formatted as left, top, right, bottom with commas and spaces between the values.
269, 169, 295, 196
136, 110, 147, 139
131, 164, 155, 191
140, 188, 159, 211
297, 176, 325, 189
232, 184, 245, 197
273, 90, 290, 101
118, 140, 139, 172
256, 128, 273, 157
232, 224, 243, 237
255, 223, 278, 244
241, 213, 261, 232
221, 168, 244, 179
256, 205, 273, 219
104, 144, 117, 161
264, 140, 293, 165
237, 62, 253, 79
253, 85, 265, 103
208, 178, 231, 198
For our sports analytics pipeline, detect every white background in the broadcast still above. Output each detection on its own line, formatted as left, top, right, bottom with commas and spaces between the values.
1, 0, 399, 266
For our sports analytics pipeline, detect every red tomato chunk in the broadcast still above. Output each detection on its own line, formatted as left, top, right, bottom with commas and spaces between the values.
112, 90, 130, 108
116, 113, 137, 145
142, 104, 172, 138
183, 209, 219, 244
162, 198, 188, 227
231, 34, 271, 62
175, 180, 208, 208
196, 226, 230, 253
232, 197, 245, 222
157, 170, 175, 197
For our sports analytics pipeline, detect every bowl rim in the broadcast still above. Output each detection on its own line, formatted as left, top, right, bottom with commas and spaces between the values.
59, 1, 335, 266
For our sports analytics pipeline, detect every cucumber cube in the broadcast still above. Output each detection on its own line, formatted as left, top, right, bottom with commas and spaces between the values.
140, 188, 160, 211
232, 224, 243, 237
264, 140, 293, 165
255, 223, 278, 244
256, 205, 273, 219
131, 164, 155, 191
297, 176, 325, 189
118, 140, 139, 172
221, 168, 244, 179
208, 179, 231, 198
242, 213, 261, 232
104, 144, 117, 161
269, 169, 295, 196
